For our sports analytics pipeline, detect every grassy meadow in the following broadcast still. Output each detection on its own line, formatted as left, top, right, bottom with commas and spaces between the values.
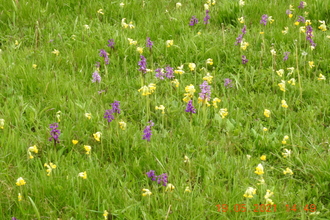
1, 0, 330, 219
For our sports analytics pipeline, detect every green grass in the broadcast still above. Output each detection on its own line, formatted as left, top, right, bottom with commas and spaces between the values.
1, 0, 330, 219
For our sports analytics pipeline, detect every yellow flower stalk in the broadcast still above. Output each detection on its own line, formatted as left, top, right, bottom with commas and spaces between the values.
78, 171, 87, 179
176, 2, 182, 8
308, 61, 315, 69
44, 162, 57, 176
165, 183, 175, 192
288, 78, 296, 85
103, 210, 109, 219
85, 113, 92, 119
166, 40, 173, 47
206, 58, 213, 65
0, 119, 4, 129
52, 49, 60, 56
184, 155, 190, 163
282, 148, 292, 158
127, 38, 137, 45
18, 193, 22, 201
240, 40, 249, 50
282, 135, 289, 144
136, 47, 143, 54
188, 63, 196, 71
121, 18, 128, 28
84, 145, 91, 154
281, 100, 288, 108
142, 188, 152, 196
278, 80, 286, 92
264, 109, 271, 118
212, 98, 221, 108
238, 17, 244, 23
16, 177, 26, 186
317, 74, 326, 80
263, 127, 268, 132
171, 79, 180, 87
255, 163, 264, 175
93, 132, 102, 142
97, 9, 104, 15
138, 83, 156, 96
203, 73, 213, 83
185, 186, 191, 193
260, 155, 266, 161
243, 187, 256, 198
318, 20, 327, 31
56, 111, 61, 122
32, 64, 37, 69
219, 108, 228, 118
119, 120, 127, 130
283, 167, 293, 175
155, 105, 165, 114
72, 140, 78, 145
282, 27, 289, 35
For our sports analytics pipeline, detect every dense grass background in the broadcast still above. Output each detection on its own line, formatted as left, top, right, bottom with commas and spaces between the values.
0, 0, 330, 219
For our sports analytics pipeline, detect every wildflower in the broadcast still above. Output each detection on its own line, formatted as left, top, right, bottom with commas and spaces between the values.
128, 21, 135, 29
189, 16, 198, 26
224, 78, 233, 87
85, 113, 91, 119
166, 40, 173, 47
283, 167, 293, 175
138, 55, 147, 74
264, 109, 271, 118
263, 127, 268, 131
28, 145, 38, 159
281, 100, 288, 108
51, 49, 59, 56
184, 155, 190, 163
164, 66, 174, 79
188, 63, 196, 71
257, 177, 265, 185
142, 188, 152, 196
92, 71, 101, 83
155, 105, 165, 114
84, 145, 91, 154
176, 2, 182, 8
239, 0, 245, 7
93, 132, 102, 142
286, 10, 293, 18
119, 120, 127, 130
298, 1, 307, 9
282, 149, 292, 158
83, 24, 90, 29
104, 101, 121, 123
16, 177, 26, 186
97, 9, 104, 15
282, 27, 289, 35
238, 17, 244, 23
185, 186, 191, 192
268, 16, 274, 24
308, 61, 315, 69
240, 39, 249, 50
243, 187, 257, 198
99, 49, 109, 65
260, 14, 268, 25
49, 123, 61, 144
146, 37, 153, 49
204, 3, 209, 10
127, 38, 137, 45
198, 81, 211, 105
174, 65, 185, 74
270, 49, 276, 56
107, 39, 115, 49
282, 135, 289, 144
204, 10, 210, 25
171, 79, 180, 87
121, 18, 128, 28
242, 55, 248, 64
119, 2, 125, 7
288, 78, 296, 85
278, 80, 286, 92
246, 155, 251, 160
32, 64, 37, 69
212, 98, 221, 108
18, 193, 22, 201
72, 140, 78, 145
103, 210, 109, 220
283, 52, 290, 61
206, 58, 213, 65
44, 162, 56, 176
166, 183, 175, 192
260, 155, 266, 161
142, 120, 154, 142
136, 47, 143, 54
78, 171, 87, 179
255, 163, 264, 175
183, 84, 195, 102
219, 108, 228, 119
185, 100, 196, 114
287, 67, 294, 75
146, 170, 157, 181
157, 173, 168, 186
264, 190, 274, 205
318, 74, 326, 80
306, 25, 316, 47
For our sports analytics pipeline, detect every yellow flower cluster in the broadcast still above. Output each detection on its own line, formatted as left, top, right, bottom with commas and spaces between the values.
28, 145, 38, 159
155, 105, 165, 114
44, 162, 57, 176
121, 18, 135, 29
138, 83, 156, 96
183, 84, 195, 102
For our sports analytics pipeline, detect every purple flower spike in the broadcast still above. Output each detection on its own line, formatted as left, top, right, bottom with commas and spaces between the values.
104, 101, 121, 123
298, 1, 306, 9
146, 170, 156, 181
189, 16, 198, 26
107, 39, 115, 49
185, 100, 196, 114
199, 81, 211, 101
92, 71, 101, 83
146, 37, 153, 49
142, 120, 154, 142
49, 123, 61, 144
224, 78, 233, 88
283, 52, 290, 61
99, 49, 110, 65
260, 14, 268, 26
157, 173, 168, 186
138, 55, 147, 74
204, 10, 210, 25
242, 55, 248, 64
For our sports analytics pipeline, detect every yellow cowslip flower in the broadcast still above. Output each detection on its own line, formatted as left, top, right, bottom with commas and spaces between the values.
266, 198, 274, 205
56, 111, 61, 122
243, 187, 256, 198
268, 16, 274, 24
289, 4, 294, 10
264, 189, 274, 199
28, 145, 38, 154
72, 140, 78, 145
260, 32, 264, 34
185, 186, 191, 193
171, 79, 180, 87
32, 64, 37, 69
308, 61, 315, 69
176, 2, 182, 8
0, 119, 4, 129
155, 105, 165, 114
18, 193, 22, 201
263, 127, 268, 132
174, 69, 185, 74
136, 47, 143, 54
260, 155, 266, 161
103, 210, 109, 220
84, 145, 91, 154
121, 18, 128, 28
327, 35, 330, 39
204, 3, 209, 10
128, 21, 135, 29
83, 24, 90, 30
78, 171, 87, 179
264, 109, 271, 118
278, 80, 286, 92
148, 83, 156, 93
28, 152, 34, 159
184, 155, 190, 163
93, 132, 102, 142
119, 120, 127, 130
240, 40, 249, 50
281, 100, 288, 108
276, 69, 284, 77
127, 38, 137, 45
238, 17, 244, 23
270, 49, 276, 56
305, 20, 311, 26
255, 163, 264, 175
198, 97, 210, 106
97, 9, 104, 15
197, 31, 201, 35
206, 58, 213, 65
219, 108, 228, 119
138, 83, 156, 96
246, 155, 251, 160
142, 188, 152, 196
212, 98, 221, 108
318, 74, 326, 80
188, 63, 196, 71
44, 162, 56, 176
165, 183, 175, 192
283, 167, 293, 175
282, 27, 289, 35
15, 40, 19, 45
16, 177, 26, 186
85, 113, 92, 119
282, 135, 289, 144
299, 26, 306, 33
52, 49, 59, 56
294, 21, 300, 26
282, 148, 292, 158
185, 84, 195, 95
239, 0, 245, 7
203, 73, 213, 83
288, 78, 296, 85
119, 2, 125, 7
257, 177, 265, 185
288, 14, 293, 18
166, 40, 173, 47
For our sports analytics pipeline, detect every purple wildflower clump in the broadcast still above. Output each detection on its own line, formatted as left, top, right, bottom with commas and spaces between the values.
92, 71, 101, 83
204, 10, 210, 25
142, 120, 154, 142
146, 170, 168, 186
189, 16, 198, 26
107, 39, 115, 49
260, 14, 268, 26
224, 78, 233, 88
155, 66, 174, 80
104, 101, 121, 123
235, 25, 247, 45
242, 55, 248, 64
185, 100, 196, 114
306, 25, 316, 47
138, 55, 147, 74
49, 123, 61, 144
283, 52, 290, 61
297, 16, 305, 23
165, 66, 174, 79
99, 49, 109, 65
146, 37, 153, 49
155, 68, 165, 80
199, 81, 211, 102
298, 1, 306, 9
